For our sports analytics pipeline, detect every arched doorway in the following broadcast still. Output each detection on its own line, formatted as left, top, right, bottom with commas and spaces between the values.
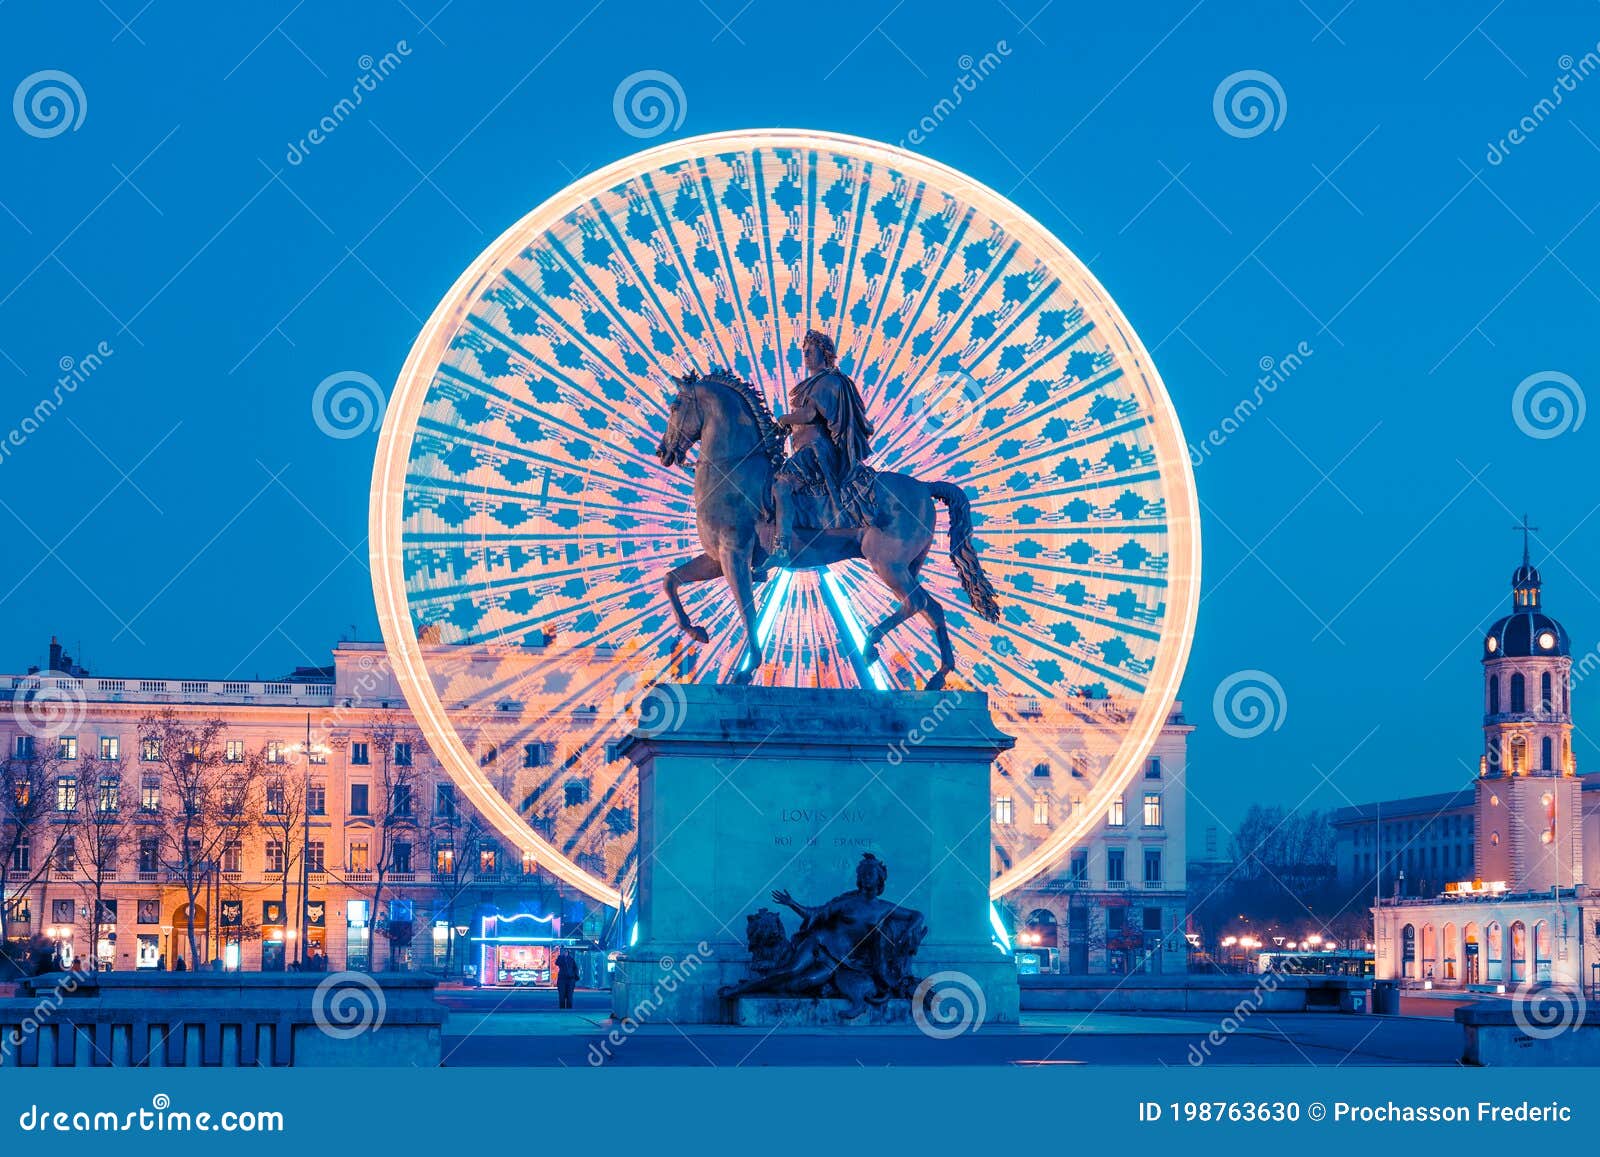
1421, 924, 1438, 982
1442, 923, 1459, 983
1024, 908, 1059, 949
1533, 920, 1553, 983
1486, 922, 1504, 983
168, 904, 207, 971
1463, 922, 1481, 985
1401, 923, 1416, 979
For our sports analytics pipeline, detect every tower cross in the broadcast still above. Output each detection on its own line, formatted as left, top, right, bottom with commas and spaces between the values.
1513, 513, 1538, 565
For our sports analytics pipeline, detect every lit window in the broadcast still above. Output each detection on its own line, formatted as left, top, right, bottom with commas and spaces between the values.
55, 775, 77, 812
435, 845, 454, 874
140, 776, 160, 813
97, 775, 120, 812
266, 778, 286, 815
266, 741, 285, 765
58, 737, 77, 761
349, 841, 370, 872
1108, 797, 1126, 826
1033, 798, 1050, 826
479, 846, 498, 874
1143, 792, 1163, 827
224, 740, 244, 763
99, 736, 120, 760
141, 737, 161, 761
307, 842, 325, 873
994, 797, 1013, 825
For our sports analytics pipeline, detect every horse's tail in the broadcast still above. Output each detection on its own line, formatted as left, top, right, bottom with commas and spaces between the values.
929, 481, 1000, 622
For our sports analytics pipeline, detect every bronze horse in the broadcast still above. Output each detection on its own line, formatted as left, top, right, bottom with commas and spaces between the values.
654, 369, 1000, 690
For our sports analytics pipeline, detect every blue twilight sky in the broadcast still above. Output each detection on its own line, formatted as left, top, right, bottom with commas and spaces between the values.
2, 0, 1598, 835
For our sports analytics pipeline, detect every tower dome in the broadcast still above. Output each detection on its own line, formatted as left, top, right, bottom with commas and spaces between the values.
1484, 518, 1569, 658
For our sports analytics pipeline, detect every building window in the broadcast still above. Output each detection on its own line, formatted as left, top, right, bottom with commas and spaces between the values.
435, 782, 456, 819
1033, 798, 1050, 826
350, 742, 370, 766
11, 832, 31, 873
1069, 849, 1088, 883
1143, 906, 1163, 932
141, 737, 161, 761
1542, 736, 1553, 771
14, 735, 35, 759
222, 840, 241, 874
1542, 672, 1553, 712
58, 737, 78, 761
1145, 756, 1161, 779
99, 736, 120, 760
265, 839, 285, 874
265, 778, 286, 815
392, 783, 413, 817
524, 742, 550, 769
349, 841, 370, 872
54, 835, 75, 872
137, 838, 159, 874
1144, 848, 1163, 885
1143, 792, 1163, 827
994, 797, 1013, 825
306, 781, 327, 816
479, 846, 498, 874
1488, 675, 1499, 713
1510, 673, 1526, 713
394, 742, 412, 767
1032, 761, 1051, 778
266, 741, 285, 764
307, 841, 325, 874
55, 775, 77, 813
392, 841, 413, 873
1108, 797, 1125, 826
479, 745, 499, 768
435, 845, 454, 874
349, 783, 369, 816
97, 775, 120, 813
1106, 847, 1125, 883
224, 740, 244, 763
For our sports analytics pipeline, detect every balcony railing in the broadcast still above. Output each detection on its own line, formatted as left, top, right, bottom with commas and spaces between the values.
2, 673, 334, 707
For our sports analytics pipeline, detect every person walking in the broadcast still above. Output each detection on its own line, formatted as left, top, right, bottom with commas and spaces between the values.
554, 945, 578, 1010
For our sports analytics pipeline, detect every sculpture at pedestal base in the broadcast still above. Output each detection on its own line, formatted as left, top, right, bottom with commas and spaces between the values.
718, 853, 927, 1019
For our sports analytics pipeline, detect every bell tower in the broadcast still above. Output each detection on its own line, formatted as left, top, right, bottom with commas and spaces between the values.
1475, 516, 1580, 892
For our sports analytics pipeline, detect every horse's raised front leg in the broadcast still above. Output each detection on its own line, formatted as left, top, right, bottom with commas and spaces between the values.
720, 546, 762, 684
664, 553, 722, 644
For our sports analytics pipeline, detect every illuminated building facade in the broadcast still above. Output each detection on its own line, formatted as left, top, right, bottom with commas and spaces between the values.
1367, 547, 1600, 990
1, 640, 598, 978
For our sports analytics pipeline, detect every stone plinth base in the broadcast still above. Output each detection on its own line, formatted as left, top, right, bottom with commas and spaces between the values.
613, 684, 1019, 1027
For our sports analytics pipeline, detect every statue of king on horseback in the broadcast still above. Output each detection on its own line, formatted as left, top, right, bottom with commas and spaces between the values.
654, 330, 1000, 691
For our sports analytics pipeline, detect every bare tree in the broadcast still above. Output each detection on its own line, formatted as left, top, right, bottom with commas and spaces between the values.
68, 753, 130, 971
429, 780, 483, 975
137, 712, 260, 968
0, 741, 85, 945
365, 719, 423, 971
256, 747, 303, 947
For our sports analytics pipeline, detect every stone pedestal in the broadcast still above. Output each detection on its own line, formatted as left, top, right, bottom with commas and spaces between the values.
610, 684, 1019, 1027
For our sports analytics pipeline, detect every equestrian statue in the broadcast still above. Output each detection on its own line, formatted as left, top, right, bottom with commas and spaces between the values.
654, 330, 1000, 691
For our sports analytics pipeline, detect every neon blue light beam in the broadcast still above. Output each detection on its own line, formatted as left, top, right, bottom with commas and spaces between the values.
821, 570, 890, 690
739, 567, 794, 672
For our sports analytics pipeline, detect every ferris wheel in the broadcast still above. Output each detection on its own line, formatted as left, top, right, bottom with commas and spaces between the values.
370, 130, 1200, 908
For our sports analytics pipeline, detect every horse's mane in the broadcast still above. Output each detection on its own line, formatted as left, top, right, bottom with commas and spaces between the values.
690, 368, 783, 466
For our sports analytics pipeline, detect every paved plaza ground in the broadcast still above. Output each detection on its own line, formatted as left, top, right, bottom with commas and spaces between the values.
433, 988, 1468, 1067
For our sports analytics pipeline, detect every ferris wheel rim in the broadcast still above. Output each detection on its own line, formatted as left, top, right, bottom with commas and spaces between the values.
370, 128, 1202, 908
